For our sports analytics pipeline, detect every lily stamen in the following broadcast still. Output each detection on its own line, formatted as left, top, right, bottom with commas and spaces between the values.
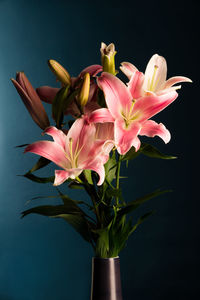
149, 65, 158, 91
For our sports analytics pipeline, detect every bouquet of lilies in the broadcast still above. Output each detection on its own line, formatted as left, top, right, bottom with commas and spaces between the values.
11, 43, 191, 258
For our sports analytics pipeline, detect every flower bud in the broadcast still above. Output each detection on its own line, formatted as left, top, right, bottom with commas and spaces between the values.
100, 42, 117, 75
11, 72, 50, 130
48, 59, 71, 86
77, 73, 90, 108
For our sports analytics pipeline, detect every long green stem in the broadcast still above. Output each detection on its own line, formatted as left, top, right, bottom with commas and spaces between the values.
83, 182, 101, 225
116, 154, 122, 206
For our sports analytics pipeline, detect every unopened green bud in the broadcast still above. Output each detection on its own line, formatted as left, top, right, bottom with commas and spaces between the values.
48, 59, 71, 86
77, 73, 90, 107
100, 42, 117, 75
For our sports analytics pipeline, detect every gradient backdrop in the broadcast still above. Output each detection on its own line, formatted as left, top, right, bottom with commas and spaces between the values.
0, 0, 198, 299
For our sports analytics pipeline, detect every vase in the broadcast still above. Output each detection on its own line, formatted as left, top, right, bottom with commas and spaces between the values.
90, 256, 123, 300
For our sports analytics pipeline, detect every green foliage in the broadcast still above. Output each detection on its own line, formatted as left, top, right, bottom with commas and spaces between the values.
122, 143, 177, 161
140, 143, 177, 159
22, 173, 54, 183
94, 209, 155, 258
68, 182, 84, 189
52, 86, 70, 128
84, 170, 93, 185
28, 157, 51, 173
22, 190, 95, 242
104, 152, 117, 184
19, 133, 175, 258
93, 225, 111, 258
15, 143, 29, 148
117, 189, 170, 218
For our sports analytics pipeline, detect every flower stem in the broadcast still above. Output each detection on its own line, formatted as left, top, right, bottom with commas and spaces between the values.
116, 154, 122, 206
80, 171, 101, 225
84, 183, 101, 225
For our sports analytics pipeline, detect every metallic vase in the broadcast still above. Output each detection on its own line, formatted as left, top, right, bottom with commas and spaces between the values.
90, 256, 123, 300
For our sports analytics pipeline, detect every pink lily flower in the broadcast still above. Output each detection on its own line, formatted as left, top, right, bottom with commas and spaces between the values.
120, 54, 192, 98
11, 72, 50, 130
24, 118, 113, 186
95, 72, 178, 155
36, 64, 102, 117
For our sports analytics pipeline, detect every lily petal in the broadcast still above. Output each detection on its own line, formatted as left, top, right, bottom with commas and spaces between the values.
120, 62, 138, 80
133, 91, 178, 123
24, 141, 68, 169
65, 118, 95, 155
36, 86, 59, 103
89, 108, 115, 123
85, 160, 105, 185
143, 54, 167, 93
79, 65, 103, 77
54, 169, 82, 186
114, 119, 141, 155
140, 120, 171, 143
127, 71, 144, 99
97, 72, 132, 119
54, 170, 70, 186
131, 136, 141, 152
164, 76, 192, 89
44, 126, 67, 149
95, 123, 114, 141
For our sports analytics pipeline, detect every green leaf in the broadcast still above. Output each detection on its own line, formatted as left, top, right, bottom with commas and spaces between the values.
122, 143, 176, 161
22, 173, 54, 183
21, 205, 93, 242
30, 194, 89, 208
68, 181, 84, 189
113, 218, 132, 254
130, 211, 155, 234
106, 188, 122, 200
94, 228, 110, 257
28, 157, 51, 173
56, 189, 85, 214
53, 214, 93, 242
122, 147, 140, 161
52, 86, 70, 127
15, 143, 29, 148
21, 205, 68, 218
104, 153, 117, 184
117, 189, 170, 217
93, 221, 113, 257
140, 143, 177, 160
84, 170, 93, 185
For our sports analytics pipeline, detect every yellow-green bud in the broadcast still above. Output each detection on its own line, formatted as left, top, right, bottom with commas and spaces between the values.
100, 42, 117, 75
48, 59, 71, 86
77, 73, 90, 107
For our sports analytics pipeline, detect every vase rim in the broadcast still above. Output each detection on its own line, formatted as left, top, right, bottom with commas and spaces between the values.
92, 256, 119, 260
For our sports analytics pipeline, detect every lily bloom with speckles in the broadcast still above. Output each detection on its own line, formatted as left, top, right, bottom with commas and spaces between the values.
92, 72, 178, 155
120, 54, 192, 99
25, 118, 113, 186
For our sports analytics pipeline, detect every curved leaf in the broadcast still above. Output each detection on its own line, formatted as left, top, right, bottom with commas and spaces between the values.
22, 173, 54, 183
122, 143, 176, 161
117, 189, 170, 217
28, 157, 51, 173
140, 143, 177, 159
21, 205, 94, 242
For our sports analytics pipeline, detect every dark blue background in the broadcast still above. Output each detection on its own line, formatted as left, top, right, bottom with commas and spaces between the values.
0, 0, 198, 299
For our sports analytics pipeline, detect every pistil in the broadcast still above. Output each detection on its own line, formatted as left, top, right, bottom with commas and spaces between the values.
148, 65, 158, 91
